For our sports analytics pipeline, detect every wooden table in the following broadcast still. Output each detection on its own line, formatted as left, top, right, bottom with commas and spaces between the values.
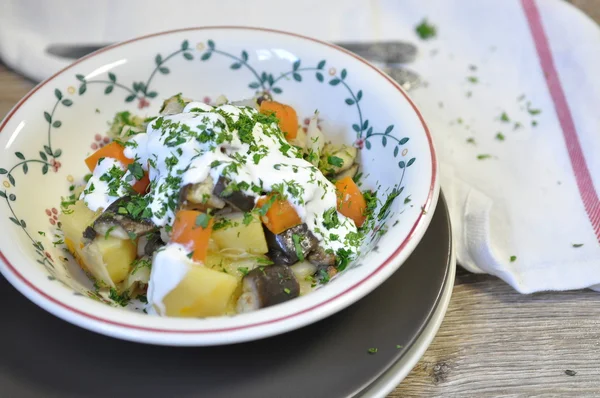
1, 2, 599, 396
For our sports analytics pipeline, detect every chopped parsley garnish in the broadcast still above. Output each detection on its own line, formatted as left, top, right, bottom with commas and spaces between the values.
127, 161, 145, 181
258, 195, 277, 216
415, 19, 437, 40
292, 234, 305, 261
137, 294, 148, 304
131, 258, 152, 275
195, 213, 211, 229
238, 267, 249, 276
213, 217, 236, 231
466, 137, 476, 144
510, 255, 517, 262
500, 112, 510, 122
322, 207, 340, 229
496, 132, 505, 141
467, 76, 478, 83
404, 195, 412, 204
377, 187, 401, 221
477, 154, 492, 160
335, 248, 353, 271
367, 348, 378, 354
318, 268, 330, 284
327, 155, 344, 167
572, 243, 584, 248
109, 288, 130, 307
242, 212, 254, 226
104, 226, 116, 239
527, 102, 541, 115
284, 288, 291, 294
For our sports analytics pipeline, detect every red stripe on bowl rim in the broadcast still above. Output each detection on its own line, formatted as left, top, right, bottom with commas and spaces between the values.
0, 26, 438, 334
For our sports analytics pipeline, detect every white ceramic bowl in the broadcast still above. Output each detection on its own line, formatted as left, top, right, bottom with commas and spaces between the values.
0, 27, 438, 346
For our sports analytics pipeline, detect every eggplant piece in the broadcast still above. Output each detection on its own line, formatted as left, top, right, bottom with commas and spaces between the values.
255, 92, 273, 106
82, 226, 97, 241
264, 224, 319, 266
307, 245, 336, 268
213, 176, 256, 212
159, 93, 192, 115
180, 177, 226, 211
237, 264, 300, 312
92, 196, 156, 239
137, 232, 165, 257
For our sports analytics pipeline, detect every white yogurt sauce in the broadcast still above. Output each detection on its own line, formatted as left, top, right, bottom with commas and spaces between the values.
80, 158, 128, 211
125, 102, 358, 253
146, 243, 193, 315
84, 102, 360, 314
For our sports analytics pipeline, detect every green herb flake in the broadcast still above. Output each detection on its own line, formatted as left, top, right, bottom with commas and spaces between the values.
500, 112, 510, 122
415, 19, 437, 40
477, 154, 492, 160
284, 288, 291, 295
104, 225, 116, 240
195, 213, 211, 229
495, 132, 505, 141
396, 345, 403, 349
510, 255, 517, 262
327, 155, 344, 167
109, 288, 130, 307
367, 348, 378, 355
292, 234, 305, 262
467, 76, 478, 84
572, 243, 584, 248
127, 161, 145, 181
404, 195, 412, 204
466, 137, 476, 145
238, 267, 249, 276
38, 231, 46, 236
137, 294, 148, 304
242, 212, 254, 226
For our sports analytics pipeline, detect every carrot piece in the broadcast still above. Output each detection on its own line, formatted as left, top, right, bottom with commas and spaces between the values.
132, 172, 150, 195
335, 176, 367, 227
170, 210, 214, 263
256, 195, 302, 234
84, 142, 133, 172
259, 100, 298, 140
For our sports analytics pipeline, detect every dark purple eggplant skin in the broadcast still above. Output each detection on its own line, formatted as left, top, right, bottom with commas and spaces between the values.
213, 176, 256, 212
264, 223, 319, 266
143, 232, 165, 257
82, 226, 97, 241
243, 264, 300, 308
308, 245, 336, 268
93, 196, 156, 236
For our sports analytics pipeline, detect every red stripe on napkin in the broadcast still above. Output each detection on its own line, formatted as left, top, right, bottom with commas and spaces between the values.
521, 0, 600, 241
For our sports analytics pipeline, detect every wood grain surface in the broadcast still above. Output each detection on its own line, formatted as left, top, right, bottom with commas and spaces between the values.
0, 1, 599, 397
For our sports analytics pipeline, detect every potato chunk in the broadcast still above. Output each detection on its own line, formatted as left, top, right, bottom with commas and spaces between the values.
162, 265, 238, 317
211, 212, 268, 254
60, 200, 136, 286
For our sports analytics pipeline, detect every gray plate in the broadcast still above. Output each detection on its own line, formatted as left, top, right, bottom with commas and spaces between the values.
0, 194, 451, 398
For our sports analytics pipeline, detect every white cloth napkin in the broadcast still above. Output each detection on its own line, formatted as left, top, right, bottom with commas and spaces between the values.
1, 0, 599, 293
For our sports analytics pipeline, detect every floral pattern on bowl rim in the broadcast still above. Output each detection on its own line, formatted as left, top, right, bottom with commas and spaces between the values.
0, 27, 438, 345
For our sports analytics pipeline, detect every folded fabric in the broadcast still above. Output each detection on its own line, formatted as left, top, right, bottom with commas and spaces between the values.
1, 0, 598, 293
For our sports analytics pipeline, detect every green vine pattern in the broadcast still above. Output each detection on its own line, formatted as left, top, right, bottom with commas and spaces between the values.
1, 37, 417, 292
199, 41, 416, 167
76, 40, 195, 107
